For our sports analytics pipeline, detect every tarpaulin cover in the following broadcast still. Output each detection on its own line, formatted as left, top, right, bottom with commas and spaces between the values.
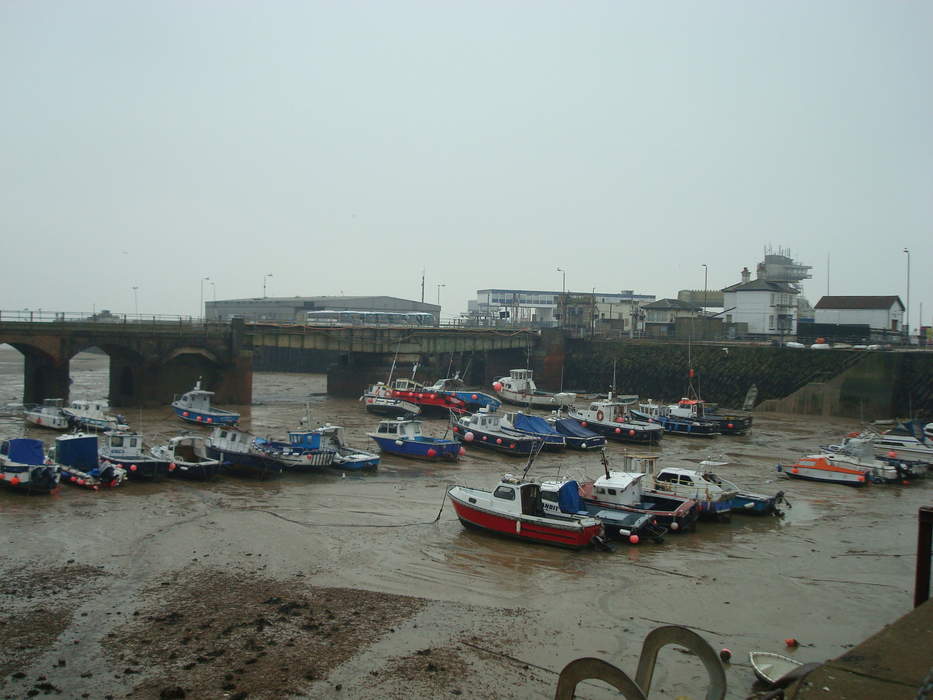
56, 435, 100, 469
554, 418, 600, 438
5, 438, 46, 466
513, 413, 559, 435
557, 480, 584, 514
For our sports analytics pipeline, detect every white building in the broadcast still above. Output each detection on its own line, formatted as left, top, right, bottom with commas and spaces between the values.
814, 296, 905, 333
467, 289, 654, 329
722, 270, 799, 336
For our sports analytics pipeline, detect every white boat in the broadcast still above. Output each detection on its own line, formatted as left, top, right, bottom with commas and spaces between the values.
864, 422, 933, 460
24, 398, 70, 430
150, 435, 222, 479
0, 438, 61, 494
63, 399, 128, 432
566, 394, 664, 444
491, 369, 576, 409
171, 379, 240, 426
99, 431, 171, 479
749, 651, 804, 685
644, 457, 737, 521
820, 436, 920, 482
777, 455, 869, 486
315, 424, 380, 470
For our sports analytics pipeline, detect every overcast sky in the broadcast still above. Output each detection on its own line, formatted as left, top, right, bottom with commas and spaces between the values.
2, 1, 930, 327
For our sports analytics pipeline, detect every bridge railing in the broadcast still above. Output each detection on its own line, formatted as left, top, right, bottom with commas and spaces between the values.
0, 310, 227, 329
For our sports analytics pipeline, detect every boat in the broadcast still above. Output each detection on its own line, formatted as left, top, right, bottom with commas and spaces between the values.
451, 408, 544, 456
315, 424, 380, 471
749, 651, 804, 686
498, 411, 566, 451
645, 458, 737, 521
53, 433, 128, 489
171, 379, 240, 426
491, 369, 576, 409
426, 377, 501, 412
207, 426, 284, 479
578, 451, 699, 533
666, 398, 753, 435
24, 398, 70, 430
820, 436, 921, 483
776, 455, 869, 486
367, 418, 461, 461
360, 382, 421, 418
546, 415, 607, 450
150, 434, 222, 479
629, 400, 720, 437
694, 462, 785, 515
98, 431, 171, 480
63, 399, 129, 432
447, 473, 605, 550
565, 395, 664, 444
862, 421, 933, 460
382, 377, 468, 416
0, 438, 61, 494
539, 477, 666, 544
253, 430, 337, 471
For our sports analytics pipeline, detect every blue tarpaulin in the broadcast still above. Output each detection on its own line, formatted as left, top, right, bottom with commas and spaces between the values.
56, 435, 100, 469
554, 418, 600, 439
513, 414, 560, 436
6, 438, 46, 466
557, 480, 584, 514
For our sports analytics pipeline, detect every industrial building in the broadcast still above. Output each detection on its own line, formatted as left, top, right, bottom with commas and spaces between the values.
205, 296, 441, 324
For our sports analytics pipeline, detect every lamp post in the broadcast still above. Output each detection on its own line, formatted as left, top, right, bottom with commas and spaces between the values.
132, 286, 139, 318
210, 280, 216, 301
701, 264, 708, 313
903, 248, 910, 342
556, 267, 566, 294
436, 283, 446, 306
263, 273, 273, 299
200, 276, 210, 319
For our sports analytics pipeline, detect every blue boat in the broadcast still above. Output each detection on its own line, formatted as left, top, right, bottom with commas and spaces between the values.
207, 426, 284, 479
54, 433, 128, 488
98, 431, 171, 480
367, 419, 461, 461
428, 378, 502, 412
498, 411, 566, 451
316, 425, 380, 471
451, 409, 544, 456
0, 438, 61, 494
630, 400, 719, 437
171, 379, 240, 426
253, 430, 337, 471
548, 416, 608, 450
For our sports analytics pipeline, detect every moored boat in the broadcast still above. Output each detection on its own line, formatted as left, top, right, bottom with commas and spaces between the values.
367, 418, 461, 461
24, 398, 70, 430
427, 377, 501, 412
98, 431, 170, 480
207, 426, 284, 478
447, 474, 605, 550
820, 436, 918, 483
361, 382, 421, 418
384, 378, 468, 416
491, 369, 576, 409
629, 400, 720, 437
643, 457, 736, 521
451, 408, 544, 456
253, 429, 337, 471
498, 411, 566, 451
0, 438, 61, 494
150, 434, 222, 480
315, 424, 380, 470
566, 395, 664, 444
63, 399, 129, 432
777, 455, 868, 486
54, 432, 127, 489
171, 379, 240, 426
667, 398, 753, 435
547, 416, 607, 450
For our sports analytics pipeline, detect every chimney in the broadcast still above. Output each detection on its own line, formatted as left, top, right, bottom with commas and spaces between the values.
741, 267, 751, 283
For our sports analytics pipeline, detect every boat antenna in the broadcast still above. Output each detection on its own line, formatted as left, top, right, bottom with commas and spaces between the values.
611, 358, 617, 398
599, 447, 611, 479
446, 352, 455, 378
386, 338, 402, 386
521, 438, 546, 480
411, 360, 419, 380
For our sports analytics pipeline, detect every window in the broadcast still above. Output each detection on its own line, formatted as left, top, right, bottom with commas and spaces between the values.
596, 487, 605, 495
493, 486, 515, 500
541, 492, 558, 503
607, 488, 617, 495
111, 437, 124, 447
769, 315, 775, 330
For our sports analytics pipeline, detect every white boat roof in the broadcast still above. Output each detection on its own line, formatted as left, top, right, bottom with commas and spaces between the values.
594, 471, 645, 490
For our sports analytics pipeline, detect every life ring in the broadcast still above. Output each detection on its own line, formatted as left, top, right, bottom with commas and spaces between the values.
596, 410, 604, 422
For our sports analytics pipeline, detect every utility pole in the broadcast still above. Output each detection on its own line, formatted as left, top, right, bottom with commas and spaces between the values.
421, 268, 425, 303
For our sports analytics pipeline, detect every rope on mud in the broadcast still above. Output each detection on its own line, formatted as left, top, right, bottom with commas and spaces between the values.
240, 489, 449, 529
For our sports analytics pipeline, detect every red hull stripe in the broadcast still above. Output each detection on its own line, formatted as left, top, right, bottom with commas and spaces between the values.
450, 499, 598, 549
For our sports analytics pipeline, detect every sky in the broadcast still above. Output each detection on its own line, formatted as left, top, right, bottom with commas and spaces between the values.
1, 1, 931, 327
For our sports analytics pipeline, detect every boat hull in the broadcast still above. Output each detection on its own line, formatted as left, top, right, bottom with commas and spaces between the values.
777, 463, 867, 486
495, 389, 574, 409
0, 465, 61, 494
207, 446, 284, 479
732, 492, 781, 515
101, 457, 170, 480
450, 425, 541, 456
577, 420, 663, 444
24, 413, 70, 430
172, 406, 240, 426
369, 435, 460, 460
630, 411, 720, 437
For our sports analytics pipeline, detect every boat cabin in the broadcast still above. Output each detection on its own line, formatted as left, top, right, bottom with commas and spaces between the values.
589, 472, 646, 507
287, 430, 323, 449
390, 378, 428, 393
373, 419, 425, 439
173, 382, 216, 412
489, 474, 544, 516
654, 467, 736, 499
460, 408, 503, 432
583, 396, 636, 422
669, 398, 707, 420
166, 435, 212, 461
211, 427, 253, 451
69, 399, 112, 416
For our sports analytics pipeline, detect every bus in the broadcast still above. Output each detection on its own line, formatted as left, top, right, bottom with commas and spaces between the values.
304, 310, 436, 327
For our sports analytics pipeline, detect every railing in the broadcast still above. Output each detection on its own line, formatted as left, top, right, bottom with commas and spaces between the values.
0, 310, 223, 326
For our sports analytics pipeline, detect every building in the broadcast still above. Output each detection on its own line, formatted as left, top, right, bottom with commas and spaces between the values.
466, 289, 655, 330
641, 299, 702, 337
206, 296, 441, 324
814, 296, 905, 333
721, 268, 799, 337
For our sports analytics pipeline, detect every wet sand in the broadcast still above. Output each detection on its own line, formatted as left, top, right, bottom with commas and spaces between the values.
0, 346, 929, 698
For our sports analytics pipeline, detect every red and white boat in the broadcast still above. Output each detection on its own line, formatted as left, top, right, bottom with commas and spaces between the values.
777, 455, 869, 487
386, 378, 468, 415
447, 474, 605, 549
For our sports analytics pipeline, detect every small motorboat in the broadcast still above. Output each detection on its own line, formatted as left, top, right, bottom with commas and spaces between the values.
0, 438, 61, 494
667, 398, 753, 435
367, 418, 461, 461
361, 382, 421, 418
629, 400, 720, 437
777, 455, 868, 486
491, 369, 576, 409
171, 379, 240, 426
547, 415, 607, 450
448, 473, 605, 550
427, 376, 501, 412
150, 434, 222, 480
53, 432, 127, 489
867, 421, 933, 459
383, 378, 468, 416
451, 408, 544, 456
498, 411, 566, 451
24, 398, 70, 430
566, 394, 664, 444
63, 399, 129, 432
649, 462, 736, 521
98, 431, 170, 480
315, 424, 380, 470
207, 426, 284, 479
253, 430, 337, 471
822, 436, 923, 482
749, 651, 804, 685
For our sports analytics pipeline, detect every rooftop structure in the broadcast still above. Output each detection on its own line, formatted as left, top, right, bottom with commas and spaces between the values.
206, 296, 440, 324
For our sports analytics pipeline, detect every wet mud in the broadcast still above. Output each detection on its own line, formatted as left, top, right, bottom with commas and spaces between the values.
0, 347, 929, 698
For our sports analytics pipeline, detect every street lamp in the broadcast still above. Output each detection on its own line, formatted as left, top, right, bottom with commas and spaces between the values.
263, 273, 273, 299
556, 267, 566, 329
132, 286, 139, 318
701, 264, 708, 314
210, 280, 216, 301
904, 248, 910, 342
436, 283, 446, 306
556, 267, 566, 294
200, 276, 210, 319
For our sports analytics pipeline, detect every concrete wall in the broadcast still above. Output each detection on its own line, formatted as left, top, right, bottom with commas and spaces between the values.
814, 307, 902, 331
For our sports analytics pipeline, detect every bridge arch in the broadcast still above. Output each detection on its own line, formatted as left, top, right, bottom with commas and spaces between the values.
0, 341, 68, 405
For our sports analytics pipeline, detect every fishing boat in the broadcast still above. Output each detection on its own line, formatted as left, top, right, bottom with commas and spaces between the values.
0, 438, 61, 494
491, 369, 576, 409
63, 399, 129, 432
171, 379, 240, 426
315, 424, 380, 470
451, 408, 544, 456
383, 378, 468, 416
447, 473, 605, 550
578, 451, 698, 533
862, 422, 933, 460
98, 431, 171, 480
53, 433, 127, 489
150, 434, 222, 480
648, 461, 736, 521
360, 382, 421, 418
776, 455, 868, 486
427, 377, 501, 412
253, 429, 337, 471
566, 395, 664, 444
693, 462, 785, 515
820, 436, 920, 483
547, 415, 607, 450
367, 418, 461, 461
539, 477, 666, 544
207, 426, 284, 478
629, 400, 720, 437
24, 398, 70, 430
749, 651, 804, 686
498, 411, 566, 451
666, 398, 753, 435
